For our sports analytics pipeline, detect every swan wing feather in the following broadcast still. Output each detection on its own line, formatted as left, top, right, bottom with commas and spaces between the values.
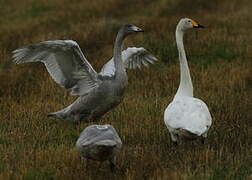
99, 47, 158, 77
12, 40, 100, 96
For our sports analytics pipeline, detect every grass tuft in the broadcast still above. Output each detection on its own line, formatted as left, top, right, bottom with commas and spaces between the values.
0, 0, 251, 179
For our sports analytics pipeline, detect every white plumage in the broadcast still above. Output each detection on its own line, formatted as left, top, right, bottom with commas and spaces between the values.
99, 47, 157, 77
165, 97, 212, 137
164, 18, 212, 144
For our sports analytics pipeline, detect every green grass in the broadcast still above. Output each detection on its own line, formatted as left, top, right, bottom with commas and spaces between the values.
0, 0, 251, 179
23, 168, 55, 180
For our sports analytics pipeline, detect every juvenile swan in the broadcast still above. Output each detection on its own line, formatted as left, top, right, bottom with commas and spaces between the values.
76, 125, 122, 171
164, 18, 212, 144
12, 24, 157, 122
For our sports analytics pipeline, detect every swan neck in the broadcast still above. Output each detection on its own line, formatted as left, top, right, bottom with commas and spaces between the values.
175, 28, 193, 98
114, 31, 126, 79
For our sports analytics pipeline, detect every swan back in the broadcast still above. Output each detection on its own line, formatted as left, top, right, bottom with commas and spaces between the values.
164, 97, 212, 136
76, 125, 122, 161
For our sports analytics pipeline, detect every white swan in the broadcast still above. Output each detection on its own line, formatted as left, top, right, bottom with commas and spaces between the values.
164, 18, 212, 144
12, 24, 157, 122
76, 125, 122, 171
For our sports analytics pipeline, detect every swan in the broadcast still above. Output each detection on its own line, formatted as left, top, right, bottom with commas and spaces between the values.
12, 24, 157, 122
164, 18, 212, 145
76, 125, 122, 171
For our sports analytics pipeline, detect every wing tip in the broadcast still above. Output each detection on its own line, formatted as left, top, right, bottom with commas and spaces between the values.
64, 40, 79, 47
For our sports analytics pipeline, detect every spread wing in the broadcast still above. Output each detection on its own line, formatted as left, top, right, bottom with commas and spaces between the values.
99, 47, 158, 77
12, 40, 100, 96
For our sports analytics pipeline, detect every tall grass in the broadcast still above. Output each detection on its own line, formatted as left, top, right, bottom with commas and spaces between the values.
0, 0, 251, 179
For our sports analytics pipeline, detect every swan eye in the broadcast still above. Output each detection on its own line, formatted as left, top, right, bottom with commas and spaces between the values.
188, 20, 191, 23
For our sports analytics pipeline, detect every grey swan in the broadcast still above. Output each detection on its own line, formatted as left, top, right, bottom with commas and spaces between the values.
13, 24, 157, 122
76, 125, 122, 171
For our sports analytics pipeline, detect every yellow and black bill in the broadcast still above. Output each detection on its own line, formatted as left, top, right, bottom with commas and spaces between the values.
191, 20, 205, 28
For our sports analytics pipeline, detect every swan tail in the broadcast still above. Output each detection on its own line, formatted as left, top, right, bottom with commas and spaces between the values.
177, 128, 200, 140
47, 109, 67, 119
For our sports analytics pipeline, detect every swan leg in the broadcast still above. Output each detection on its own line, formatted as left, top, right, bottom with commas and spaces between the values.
201, 133, 208, 144
201, 133, 207, 144
109, 157, 118, 172
110, 162, 116, 172
201, 138, 205, 144
202, 133, 207, 138
170, 132, 178, 145
97, 161, 103, 170
73, 113, 82, 123
85, 159, 90, 170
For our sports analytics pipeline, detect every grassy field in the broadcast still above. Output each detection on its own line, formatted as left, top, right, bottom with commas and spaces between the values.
0, 0, 251, 179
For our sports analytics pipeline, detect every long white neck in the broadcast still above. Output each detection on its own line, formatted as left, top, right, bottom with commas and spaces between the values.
174, 27, 193, 99
113, 30, 126, 79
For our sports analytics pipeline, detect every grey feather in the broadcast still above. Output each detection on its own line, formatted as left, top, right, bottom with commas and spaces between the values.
12, 40, 99, 95
76, 125, 122, 165
12, 25, 156, 123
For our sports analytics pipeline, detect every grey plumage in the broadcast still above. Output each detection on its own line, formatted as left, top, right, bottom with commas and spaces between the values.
76, 125, 122, 171
12, 24, 158, 122
13, 40, 99, 95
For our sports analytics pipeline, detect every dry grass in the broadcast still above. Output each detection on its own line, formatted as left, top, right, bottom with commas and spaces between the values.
0, 0, 251, 179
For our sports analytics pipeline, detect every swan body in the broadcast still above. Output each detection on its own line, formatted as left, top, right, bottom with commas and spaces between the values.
13, 24, 157, 122
76, 125, 122, 171
164, 18, 212, 143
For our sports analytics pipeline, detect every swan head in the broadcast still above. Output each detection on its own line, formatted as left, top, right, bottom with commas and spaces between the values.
177, 18, 204, 31
120, 24, 144, 36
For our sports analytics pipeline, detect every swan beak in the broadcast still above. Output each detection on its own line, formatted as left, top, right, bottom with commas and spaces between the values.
132, 26, 144, 32
191, 20, 205, 28
194, 24, 205, 28
135, 28, 144, 33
